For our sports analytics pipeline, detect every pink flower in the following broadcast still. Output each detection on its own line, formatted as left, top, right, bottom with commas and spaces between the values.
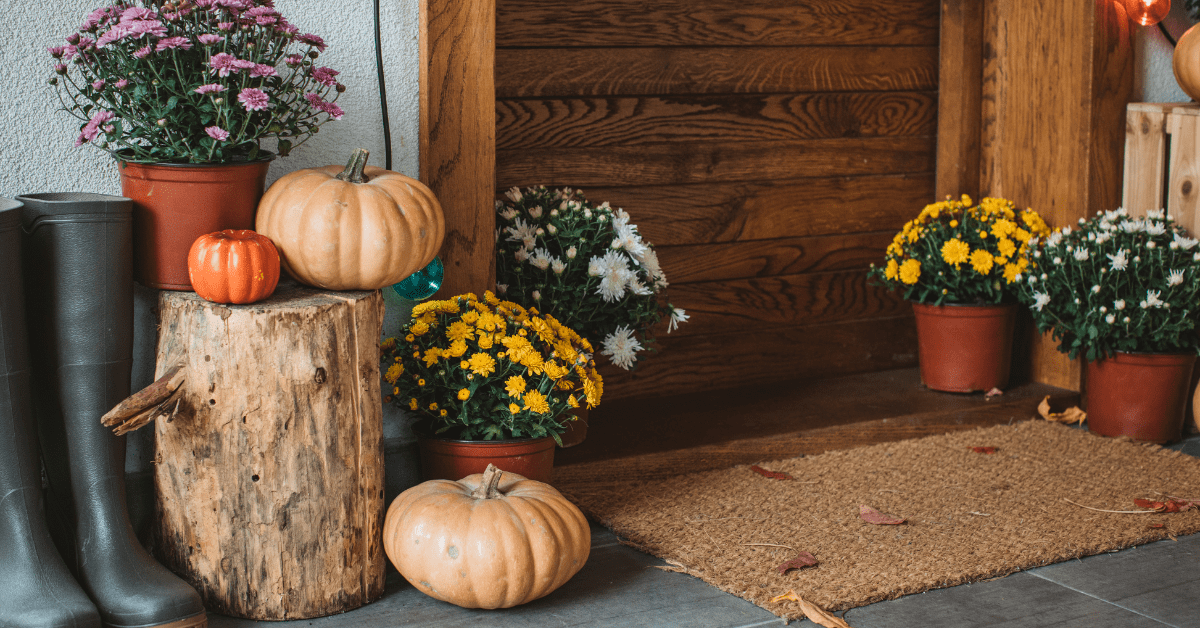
305, 93, 343, 120
66, 33, 81, 45
249, 64, 277, 78
217, 22, 235, 31
194, 83, 227, 94
80, 6, 116, 32
209, 52, 236, 76
54, 63, 67, 75
156, 36, 193, 52
96, 26, 129, 47
75, 110, 115, 147
197, 34, 224, 45
310, 66, 338, 87
124, 20, 167, 39
276, 21, 298, 36
194, 0, 215, 8
133, 46, 151, 58
255, 15, 278, 25
231, 59, 257, 71
245, 6, 278, 17
92, 79, 106, 90
48, 46, 66, 58
214, 0, 251, 10
297, 33, 326, 51
237, 88, 269, 111
205, 126, 230, 141
284, 54, 303, 66
114, 78, 129, 89
119, 7, 155, 23
76, 37, 96, 50
61, 45, 78, 60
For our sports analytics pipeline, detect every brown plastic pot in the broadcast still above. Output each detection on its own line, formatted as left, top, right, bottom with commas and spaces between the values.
911, 301, 1017, 393
1086, 351, 1197, 444
118, 155, 274, 290
557, 406, 588, 448
418, 436, 555, 483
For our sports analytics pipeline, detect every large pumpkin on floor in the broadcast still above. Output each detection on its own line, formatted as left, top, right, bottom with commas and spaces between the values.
255, 148, 444, 291
187, 229, 280, 304
382, 464, 590, 609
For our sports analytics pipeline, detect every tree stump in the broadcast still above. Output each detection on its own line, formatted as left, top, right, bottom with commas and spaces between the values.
152, 282, 386, 620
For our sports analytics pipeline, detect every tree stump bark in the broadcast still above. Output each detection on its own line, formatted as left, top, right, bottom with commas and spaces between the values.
152, 282, 386, 620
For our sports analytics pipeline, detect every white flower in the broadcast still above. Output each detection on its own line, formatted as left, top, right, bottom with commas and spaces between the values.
499, 207, 518, 221
1073, 248, 1089, 261
587, 256, 605, 277
640, 247, 667, 288
1195, 252, 1200, 262
1148, 240, 1157, 249
1147, 208, 1166, 220
504, 187, 523, 203
1091, 285, 1101, 293
566, 246, 577, 259
1013, 273, 1022, 283
528, 205, 543, 219
1096, 233, 1110, 244
1033, 292, 1051, 311
583, 208, 592, 218
1120, 220, 1139, 233
592, 251, 633, 302
1106, 314, 1116, 324
1046, 232, 1063, 247
1146, 222, 1167, 237
1168, 269, 1185, 286
496, 283, 508, 294
612, 224, 649, 259
1134, 256, 1141, 263
1174, 233, 1199, 250
1145, 289, 1164, 308
529, 247, 552, 270
627, 276, 653, 296
546, 224, 557, 235
1107, 249, 1128, 271
668, 307, 689, 333
1100, 306, 1107, 313
551, 259, 566, 274
514, 248, 530, 263
505, 218, 537, 250
531, 290, 541, 301
1028, 275, 1038, 283
1124, 316, 1131, 323
600, 325, 642, 370
1114, 299, 1125, 310
1053, 257, 1062, 265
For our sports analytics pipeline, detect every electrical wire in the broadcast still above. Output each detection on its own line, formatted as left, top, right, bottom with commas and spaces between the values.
373, 0, 393, 170
1159, 21, 1178, 47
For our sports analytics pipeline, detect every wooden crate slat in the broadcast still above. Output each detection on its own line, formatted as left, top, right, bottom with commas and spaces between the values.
496, 92, 938, 149
495, 46, 938, 98
496, 137, 935, 188
1122, 107, 1167, 216
1166, 111, 1200, 234
657, 232, 894, 284
496, 0, 938, 48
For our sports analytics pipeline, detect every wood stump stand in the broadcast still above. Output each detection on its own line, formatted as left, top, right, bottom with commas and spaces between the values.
152, 283, 386, 620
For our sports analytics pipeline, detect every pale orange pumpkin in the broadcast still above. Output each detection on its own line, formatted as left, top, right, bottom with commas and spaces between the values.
1175, 24, 1200, 102
187, 229, 280, 304
382, 464, 590, 609
255, 148, 445, 290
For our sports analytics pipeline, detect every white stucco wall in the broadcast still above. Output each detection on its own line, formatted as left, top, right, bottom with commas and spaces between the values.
1134, 2, 1194, 103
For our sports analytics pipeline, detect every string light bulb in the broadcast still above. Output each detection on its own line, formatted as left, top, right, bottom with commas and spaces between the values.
1126, 0, 1171, 27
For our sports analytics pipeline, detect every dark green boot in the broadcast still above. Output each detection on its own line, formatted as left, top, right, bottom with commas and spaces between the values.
0, 197, 100, 628
16, 193, 206, 628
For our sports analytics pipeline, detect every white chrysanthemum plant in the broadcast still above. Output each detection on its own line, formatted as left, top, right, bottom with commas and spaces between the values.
494, 186, 688, 370
1016, 208, 1200, 362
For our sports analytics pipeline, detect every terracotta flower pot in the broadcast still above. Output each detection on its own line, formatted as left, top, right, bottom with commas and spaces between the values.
911, 301, 1017, 393
1086, 351, 1197, 444
418, 436, 555, 483
557, 406, 588, 448
118, 155, 274, 290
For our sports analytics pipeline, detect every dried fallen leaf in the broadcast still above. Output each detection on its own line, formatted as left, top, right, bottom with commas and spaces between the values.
769, 590, 854, 628
985, 387, 1004, 399
750, 464, 793, 481
1037, 395, 1086, 425
1135, 498, 1196, 513
969, 446, 998, 454
859, 504, 906, 525
1149, 523, 1166, 529
777, 551, 818, 575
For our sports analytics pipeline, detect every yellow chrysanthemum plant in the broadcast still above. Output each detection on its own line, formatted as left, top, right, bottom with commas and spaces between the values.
380, 291, 603, 443
869, 195, 1052, 305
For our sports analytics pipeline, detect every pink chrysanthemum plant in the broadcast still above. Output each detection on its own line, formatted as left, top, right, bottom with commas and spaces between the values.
48, 0, 345, 164
493, 186, 688, 371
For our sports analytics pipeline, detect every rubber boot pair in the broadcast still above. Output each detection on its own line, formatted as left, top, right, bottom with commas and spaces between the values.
0, 194, 205, 628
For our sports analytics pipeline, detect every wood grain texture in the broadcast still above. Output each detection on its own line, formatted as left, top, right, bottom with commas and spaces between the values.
496, 92, 938, 149
496, 0, 939, 48
980, 0, 1132, 391
1122, 104, 1168, 214
581, 175, 934, 246
599, 315, 919, 402
496, 47, 938, 98
152, 284, 386, 620
936, 0, 983, 200
497, 137, 936, 189
421, 0, 496, 298
664, 271, 907, 338
657, 232, 894, 284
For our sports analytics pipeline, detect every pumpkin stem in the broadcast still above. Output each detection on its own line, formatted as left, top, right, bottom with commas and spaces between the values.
335, 148, 371, 183
471, 464, 505, 499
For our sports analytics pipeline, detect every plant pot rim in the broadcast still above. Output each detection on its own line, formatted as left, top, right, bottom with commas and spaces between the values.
1092, 349, 1199, 364
910, 300, 1017, 308
114, 151, 276, 167
417, 434, 555, 445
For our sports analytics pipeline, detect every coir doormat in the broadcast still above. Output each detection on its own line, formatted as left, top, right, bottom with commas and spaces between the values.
558, 421, 1200, 622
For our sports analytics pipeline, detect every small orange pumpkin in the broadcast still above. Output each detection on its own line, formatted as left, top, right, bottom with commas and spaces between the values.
255, 148, 445, 291
187, 229, 280, 304
382, 464, 590, 609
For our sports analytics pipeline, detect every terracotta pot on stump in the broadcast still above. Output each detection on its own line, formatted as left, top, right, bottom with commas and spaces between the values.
1086, 351, 1196, 444
418, 436, 555, 483
118, 155, 274, 290
911, 302, 1017, 393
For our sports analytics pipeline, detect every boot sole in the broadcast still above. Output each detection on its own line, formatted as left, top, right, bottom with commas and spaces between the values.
104, 613, 207, 628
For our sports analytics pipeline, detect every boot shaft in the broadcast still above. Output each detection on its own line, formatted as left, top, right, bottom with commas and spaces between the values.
0, 197, 38, 497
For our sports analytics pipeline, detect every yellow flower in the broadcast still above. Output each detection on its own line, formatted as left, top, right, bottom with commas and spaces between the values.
557, 379, 574, 390
997, 237, 1016, 258
477, 333, 494, 349
438, 300, 461, 314
429, 402, 438, 410
411, 300, 444, 317
1003, 263, 1022, 283
410, 321, 430, 336
380, 337, 396, 350
884, 259, 899, 280
457, 388, 470, 401
446, 321, 475, 343
409, 398, 418, 410
393, 386, 399, 394
567, 394, 580, 408
899, 259, 921, 285
969, 248, 993, 275
422, 348, 442, 367
467, 352, 497, 377
582, 377, 600, 409
886, 242, 903, 256
991, 218, 1016, 239
508, 403, 521, 415
941, 238, 970, 265
446, 339, 468, 358
440, 409, 447, 416
543, 360, 568, 380
522, 390, 550, 414
979, 230, 988, 239
384, 363, 403, 384
404, 334, 415, 342
993, 255, 1008, 266
1012, 227, 1031, 243
505, 375, 526, 398
484, 290, 500, 306
475, 311, 502, 332
418, 378, 426, 386
461, 310, 479, 325
949, 220, 958, 228
460, 360, 470, 370
519, 351, 545, 376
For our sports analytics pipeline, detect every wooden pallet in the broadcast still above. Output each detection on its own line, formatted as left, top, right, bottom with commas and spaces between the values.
1123, 102, 1200, 231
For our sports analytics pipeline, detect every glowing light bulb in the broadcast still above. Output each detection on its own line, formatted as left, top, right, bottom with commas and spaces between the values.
1126, 0, 1171, 27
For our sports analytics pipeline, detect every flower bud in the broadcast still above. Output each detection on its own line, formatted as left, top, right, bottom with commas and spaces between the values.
213, 97, 223, 105
336, 83, 346, 93
48, 77, 58, 85
157, 119, 167, 127
54, 64, 67, 75
66, 33, 80, 45
308, 50, 319, 59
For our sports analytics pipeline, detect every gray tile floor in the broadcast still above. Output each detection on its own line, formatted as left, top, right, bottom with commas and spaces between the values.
210, 434, 1200, 628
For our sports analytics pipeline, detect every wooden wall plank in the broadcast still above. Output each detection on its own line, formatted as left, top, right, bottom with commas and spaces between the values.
581, 175, 934, 246
420, 0, 496, 297
936, 0, 983, 200
600, 316, 919, 401
497, 0, 939, 48
496, 47, 939, 98
657, 232, 894, 284
663, 271, 908, 338
496, 92, 938, 149
497, 137, 936, 188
